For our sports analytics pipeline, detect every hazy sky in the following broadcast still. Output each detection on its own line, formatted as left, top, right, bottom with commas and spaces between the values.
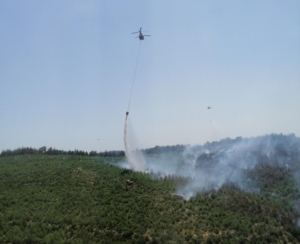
1, 1, 299, 152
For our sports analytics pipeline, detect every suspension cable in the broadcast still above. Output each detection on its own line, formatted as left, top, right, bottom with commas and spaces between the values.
127, 41, 142, 112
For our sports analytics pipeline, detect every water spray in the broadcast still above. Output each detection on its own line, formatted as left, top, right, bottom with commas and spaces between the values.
207, 106, 212, 122
124, 112, 130, 162
123, 112, 146, 171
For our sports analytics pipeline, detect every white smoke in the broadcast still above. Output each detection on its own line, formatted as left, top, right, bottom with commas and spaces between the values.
120, 133, 300, 199
147, 134, 299, 199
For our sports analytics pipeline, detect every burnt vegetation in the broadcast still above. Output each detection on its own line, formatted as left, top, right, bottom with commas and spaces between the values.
1, 134, 300, 243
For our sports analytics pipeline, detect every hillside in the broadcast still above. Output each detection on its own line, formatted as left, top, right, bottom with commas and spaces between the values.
1, 152, 300, 243
137, 134, 300, 199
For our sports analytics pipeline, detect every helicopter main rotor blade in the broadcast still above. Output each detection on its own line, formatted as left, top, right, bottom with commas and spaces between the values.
144, 35, 151, 36
131, 31, 139, 34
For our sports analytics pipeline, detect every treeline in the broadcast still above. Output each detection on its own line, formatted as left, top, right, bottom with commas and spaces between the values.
0, 146, 125, 157
141, 144, 185, 154
0, 144, 187, 158
2, 133, 299, 159
138, 133, 300, 156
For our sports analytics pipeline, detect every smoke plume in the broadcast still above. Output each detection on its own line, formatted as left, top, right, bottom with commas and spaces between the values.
121, 133, 300, 199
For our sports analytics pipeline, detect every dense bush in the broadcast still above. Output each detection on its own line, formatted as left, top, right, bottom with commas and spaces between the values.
0, 154, 300, 243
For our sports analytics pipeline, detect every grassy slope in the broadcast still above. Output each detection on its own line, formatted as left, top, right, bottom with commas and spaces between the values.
0, 155, 300, 243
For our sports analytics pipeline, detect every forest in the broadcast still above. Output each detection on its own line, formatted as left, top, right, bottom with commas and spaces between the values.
1, 134, 300, 243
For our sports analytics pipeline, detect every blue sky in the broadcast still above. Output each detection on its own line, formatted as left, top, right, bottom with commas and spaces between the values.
1, 0, 299, 152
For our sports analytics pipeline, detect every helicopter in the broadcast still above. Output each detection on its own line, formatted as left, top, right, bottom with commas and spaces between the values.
131, 27, 151, 40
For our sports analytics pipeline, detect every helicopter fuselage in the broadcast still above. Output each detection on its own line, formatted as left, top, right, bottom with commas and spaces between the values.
139, 34, 144, 40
